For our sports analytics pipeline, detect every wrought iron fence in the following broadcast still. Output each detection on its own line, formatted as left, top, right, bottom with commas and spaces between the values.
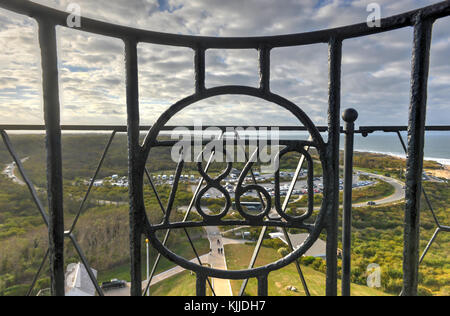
0, 0, 449, 296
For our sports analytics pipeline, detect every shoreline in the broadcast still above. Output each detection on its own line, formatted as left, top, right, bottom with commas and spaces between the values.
353, 149, 450, 167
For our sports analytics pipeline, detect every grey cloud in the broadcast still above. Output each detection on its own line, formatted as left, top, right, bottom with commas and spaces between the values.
0, 0, 448, 126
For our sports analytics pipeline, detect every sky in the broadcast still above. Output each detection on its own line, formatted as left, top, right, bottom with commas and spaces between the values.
0, 0, 448, 128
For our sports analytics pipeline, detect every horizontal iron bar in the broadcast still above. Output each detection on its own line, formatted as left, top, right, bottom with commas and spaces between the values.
1, 125, 449, 133
150, 220, 314, 232
0, 1, 448, 49
154, 140, 316, 147
359, 125, 450, 133
0, 125, 329, 132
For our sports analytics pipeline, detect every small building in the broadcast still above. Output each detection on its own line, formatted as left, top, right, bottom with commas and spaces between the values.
93, 180, 103, 187
269, 232, 327, 259
65, 263, 98, 296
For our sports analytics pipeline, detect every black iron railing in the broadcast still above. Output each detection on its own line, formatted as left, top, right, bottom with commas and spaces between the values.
0, 0, 449, 296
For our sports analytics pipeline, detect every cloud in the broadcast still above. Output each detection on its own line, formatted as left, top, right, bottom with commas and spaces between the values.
0, 0, 448, 127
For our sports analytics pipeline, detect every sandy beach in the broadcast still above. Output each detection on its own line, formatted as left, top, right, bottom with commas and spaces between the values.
425, 164, 450, 180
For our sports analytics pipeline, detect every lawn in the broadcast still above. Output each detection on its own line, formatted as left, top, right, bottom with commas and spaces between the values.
150, 271, 197, 296
143, 242, 389, 296
225, 243, 390, 296
149, 271, 215, 296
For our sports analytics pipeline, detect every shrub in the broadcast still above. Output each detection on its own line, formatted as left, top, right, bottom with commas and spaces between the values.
278, 247, 289, 258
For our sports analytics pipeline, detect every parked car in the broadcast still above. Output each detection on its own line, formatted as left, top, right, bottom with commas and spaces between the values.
101, 279, 127, 291
367, 201, 377, 206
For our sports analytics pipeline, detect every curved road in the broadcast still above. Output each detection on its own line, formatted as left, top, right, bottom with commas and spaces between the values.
352, 172, 405, 208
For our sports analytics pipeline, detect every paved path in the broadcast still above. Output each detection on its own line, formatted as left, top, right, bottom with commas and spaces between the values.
204, 226, 233, 296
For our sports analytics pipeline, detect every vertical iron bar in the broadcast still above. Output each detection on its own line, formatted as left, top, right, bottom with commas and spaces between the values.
196, 274, 207, 296
125, 38, 143, 297
257, 274, 268, 296
341, 108, 358, 296
326, 37, 342, 297
402, 14, 433, 297
259, 46, 270, 93
195, 47, 206, 94
38, 19, 65, 296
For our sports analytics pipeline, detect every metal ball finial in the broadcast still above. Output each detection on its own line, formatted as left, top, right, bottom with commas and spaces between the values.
342, 108, 358, 123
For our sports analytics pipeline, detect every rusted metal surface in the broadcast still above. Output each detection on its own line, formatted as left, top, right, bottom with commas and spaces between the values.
0, 0, 448, 48
402, 14, 434, 297
37, 19, 65, 297
341, 108, 358, 296
325, 37, 342, 297
125, 38, 144, 297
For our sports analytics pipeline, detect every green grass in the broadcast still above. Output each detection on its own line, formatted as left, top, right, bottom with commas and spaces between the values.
143, 243, 389, 296
225, 244, 390, 296
97, 238, 210, 283
148, 271, 215, 296
149, 271, 197, 296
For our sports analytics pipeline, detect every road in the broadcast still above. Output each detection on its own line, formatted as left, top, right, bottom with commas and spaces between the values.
193, 172, 405, 209
2, 157, 29, 185
352, 172, 405, 208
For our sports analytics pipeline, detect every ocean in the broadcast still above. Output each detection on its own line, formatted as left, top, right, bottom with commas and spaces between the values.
352, 132, 450, 166
225, 130, 450, 166
11, 130, 449, 166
